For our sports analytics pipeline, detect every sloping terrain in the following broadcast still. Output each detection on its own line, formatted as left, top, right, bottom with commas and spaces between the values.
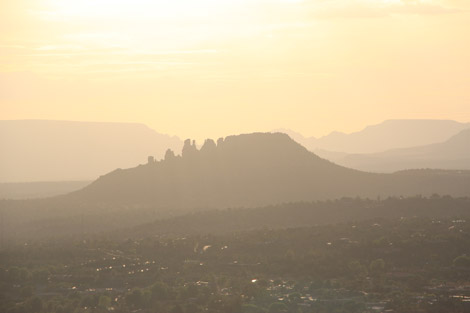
73, 132, 470, 208
0, 120, 183, 182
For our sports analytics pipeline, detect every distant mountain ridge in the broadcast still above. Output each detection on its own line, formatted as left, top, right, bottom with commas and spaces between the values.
319, 128, 470, 173
0, 120, 183, 182
4, 119, 468, 182
70, 132, 470, 209
276, 119, 470, 154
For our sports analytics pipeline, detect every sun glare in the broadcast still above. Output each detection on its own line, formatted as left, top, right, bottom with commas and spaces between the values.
47, 0, 243, 19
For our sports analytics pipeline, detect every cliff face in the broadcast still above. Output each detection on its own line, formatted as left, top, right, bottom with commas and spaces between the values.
72, 132, 470, 209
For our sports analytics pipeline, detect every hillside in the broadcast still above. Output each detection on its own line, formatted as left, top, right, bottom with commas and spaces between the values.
0, 120, 183, 182
2, 132, 470, 243
124, 196, 470, 238
317, 128, 470, 173
72, 132, 470, 208
0, 181, 91, 200
278, 119, 469, 154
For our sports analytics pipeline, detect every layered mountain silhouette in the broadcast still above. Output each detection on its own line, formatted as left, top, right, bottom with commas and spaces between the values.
2, 132, 470, 242
70, 132, 470, 209
0, 120, 183, 182
277, 119, 469, 154
316, 128, 470, 173
5, 119, 467, 183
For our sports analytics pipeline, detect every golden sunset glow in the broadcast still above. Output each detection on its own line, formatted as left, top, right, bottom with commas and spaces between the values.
1, 0, 469, 140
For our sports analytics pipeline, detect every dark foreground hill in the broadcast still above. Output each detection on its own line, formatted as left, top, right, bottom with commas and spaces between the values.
72, 132, 470, 209
123, 196, 470, 239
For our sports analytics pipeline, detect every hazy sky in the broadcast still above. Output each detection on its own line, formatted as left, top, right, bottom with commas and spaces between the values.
1, 0, 469, 140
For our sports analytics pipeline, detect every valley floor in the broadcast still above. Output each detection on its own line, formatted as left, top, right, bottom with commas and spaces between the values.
1, 213, 470, 313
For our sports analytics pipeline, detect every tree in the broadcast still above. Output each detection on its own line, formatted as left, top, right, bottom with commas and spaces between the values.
242, 304, 266, 313
268, 302, 288, 313
453, 254, 470, 267
98, 295, 111, 309
126, 288, 143, 309
369, 259, 385, 276
151, 281, 170, 301
28, 297, 43, 313
170, 304, 184, 313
